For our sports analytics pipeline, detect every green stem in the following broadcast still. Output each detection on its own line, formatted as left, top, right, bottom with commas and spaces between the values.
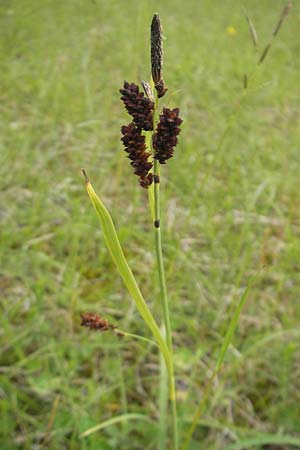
116, 329, 158, 347
158, 326, 168, 450
153, 157, 178, 450
154, 163, 172, 350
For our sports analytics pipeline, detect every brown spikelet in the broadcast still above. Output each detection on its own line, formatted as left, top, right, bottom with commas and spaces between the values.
80, 313, 116, 331
151, 14, 163, 84
120, 81, 154, 131
121, 122, 153, 188
155, 78, 168, 99
153, 108, 183, 164
151, 14, 168, 98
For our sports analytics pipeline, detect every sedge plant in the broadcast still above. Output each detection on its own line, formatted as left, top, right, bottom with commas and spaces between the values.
80, 7, 292, 449
82, 14, 181, 450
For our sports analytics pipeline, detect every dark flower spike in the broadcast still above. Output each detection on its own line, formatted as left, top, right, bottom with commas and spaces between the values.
140, 173, 154, 189
121, 122, 153, 188
151, 14, 168, 98
153, 107, 183, 164
151, 14, 163, 84
120, 81, 154, 131
80, 313, 116, 331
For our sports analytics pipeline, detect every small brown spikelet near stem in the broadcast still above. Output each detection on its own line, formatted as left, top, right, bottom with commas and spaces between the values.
121, 123, 154, 188
153, 108, 183, 164
80, 313, 116, 331
151, 14, 168, 98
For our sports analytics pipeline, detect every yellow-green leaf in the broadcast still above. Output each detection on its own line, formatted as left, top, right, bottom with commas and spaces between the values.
82, 170, 171, 375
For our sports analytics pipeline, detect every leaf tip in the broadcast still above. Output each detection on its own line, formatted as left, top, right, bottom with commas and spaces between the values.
81, 168, 90, 185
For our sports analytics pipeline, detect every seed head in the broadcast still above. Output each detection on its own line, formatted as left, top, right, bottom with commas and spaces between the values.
151, 14, 163, 84
121, 122, 153, 188
153, 107, 183, 164
120, 81, 154, 131
151, 14, 168, 98
80, 313, 116, 331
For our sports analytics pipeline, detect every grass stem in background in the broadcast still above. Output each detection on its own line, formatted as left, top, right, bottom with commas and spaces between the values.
181, 273, 259, 450
258, 2, 292, 65
243, 8, 258, 48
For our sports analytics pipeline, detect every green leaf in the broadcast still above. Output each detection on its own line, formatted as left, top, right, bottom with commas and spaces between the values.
181, 271, 259, 450
216, 272, 258, 371
82, 170, 171, 376
81, 413, 155, 438
222, 433, 300, 450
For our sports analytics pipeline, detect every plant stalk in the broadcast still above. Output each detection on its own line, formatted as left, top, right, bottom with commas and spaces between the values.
153, 156, 178, 450
158, 326, 168, 450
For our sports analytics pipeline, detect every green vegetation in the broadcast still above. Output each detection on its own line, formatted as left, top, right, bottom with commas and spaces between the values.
1, 1, 299, 449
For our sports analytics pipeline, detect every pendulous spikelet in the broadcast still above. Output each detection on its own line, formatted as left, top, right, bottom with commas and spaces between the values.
153, 108, 183, 164
80, 313, 116, 331
121, 123, 153, 188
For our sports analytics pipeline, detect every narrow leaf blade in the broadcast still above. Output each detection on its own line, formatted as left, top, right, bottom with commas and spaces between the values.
82, 171, 171, 374
81, 413, 154, 438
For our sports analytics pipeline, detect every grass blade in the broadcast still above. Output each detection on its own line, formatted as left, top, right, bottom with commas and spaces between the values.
81, 413, 154, 438
215, 272, 258, 371
82, 170, 172, 376
222, 433, 300, 450
181, 271, 259, 450
243, 8, 258, 48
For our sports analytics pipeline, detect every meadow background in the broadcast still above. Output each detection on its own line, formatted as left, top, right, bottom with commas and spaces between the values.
1, 0, 300, 449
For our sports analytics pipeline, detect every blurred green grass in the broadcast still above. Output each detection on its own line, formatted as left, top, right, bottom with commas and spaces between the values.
1, 0, 300, 449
